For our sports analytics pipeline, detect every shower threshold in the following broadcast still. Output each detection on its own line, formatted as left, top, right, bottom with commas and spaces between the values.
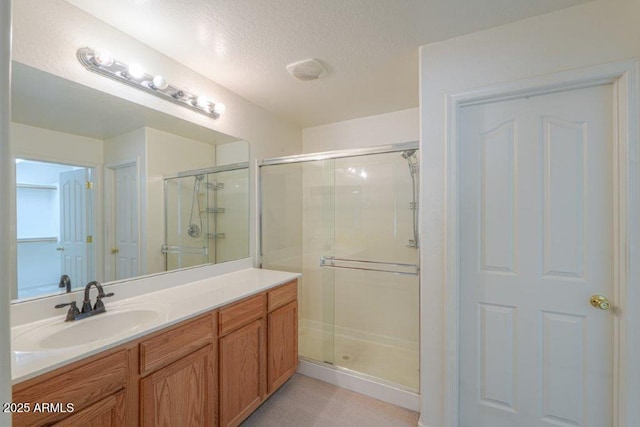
297, 356, 420, 411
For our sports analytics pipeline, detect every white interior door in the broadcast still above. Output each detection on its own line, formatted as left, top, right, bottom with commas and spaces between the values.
113, 164, 139, 280
459, 84, 615, 426
59, 168, 90, 286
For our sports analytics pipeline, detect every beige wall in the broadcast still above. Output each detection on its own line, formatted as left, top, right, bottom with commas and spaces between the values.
419, 0, 640, 425
11, 122, 103, 166
302, 108, 418, 153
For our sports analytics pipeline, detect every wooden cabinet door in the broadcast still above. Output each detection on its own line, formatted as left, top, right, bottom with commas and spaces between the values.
53, 391, 126, 427
219, 319, 266, 427
267, 301, 298, 394
140, 345, 215, 427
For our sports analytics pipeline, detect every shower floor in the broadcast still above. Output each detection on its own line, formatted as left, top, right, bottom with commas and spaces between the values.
299, 323, 419, 392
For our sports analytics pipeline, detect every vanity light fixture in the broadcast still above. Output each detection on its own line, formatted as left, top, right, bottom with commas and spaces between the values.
77, 47, 226, 119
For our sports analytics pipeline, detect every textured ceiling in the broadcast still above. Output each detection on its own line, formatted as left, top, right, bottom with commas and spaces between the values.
64, 0, 591, 127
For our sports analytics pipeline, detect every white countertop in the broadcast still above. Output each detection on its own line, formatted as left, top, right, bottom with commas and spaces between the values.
11, 268, 300, 384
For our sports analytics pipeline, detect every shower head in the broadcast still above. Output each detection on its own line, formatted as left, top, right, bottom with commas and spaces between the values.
401, 149, 417, 159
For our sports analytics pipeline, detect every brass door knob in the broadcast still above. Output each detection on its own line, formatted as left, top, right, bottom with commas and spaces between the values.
56, 246, 65, 251
111, 248, 120, 254
590, 295, 611, 310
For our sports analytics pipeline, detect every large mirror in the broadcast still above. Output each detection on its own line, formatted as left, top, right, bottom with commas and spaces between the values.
11, 61, 249, 302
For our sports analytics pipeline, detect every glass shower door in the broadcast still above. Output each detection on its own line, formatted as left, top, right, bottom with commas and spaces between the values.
324, 152, 420, 390
260, 147, 420, 392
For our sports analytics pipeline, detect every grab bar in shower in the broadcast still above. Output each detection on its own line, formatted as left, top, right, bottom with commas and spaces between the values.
161, 245, 208, 256
319, 256, 419, 276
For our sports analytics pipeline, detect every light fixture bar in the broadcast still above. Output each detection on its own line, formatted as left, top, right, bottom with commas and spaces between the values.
77, 47, 225, 119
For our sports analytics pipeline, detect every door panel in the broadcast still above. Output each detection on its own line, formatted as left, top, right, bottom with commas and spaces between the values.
459, 84, 614, 426
59, 168, 92, 286
114, 164, 139, 280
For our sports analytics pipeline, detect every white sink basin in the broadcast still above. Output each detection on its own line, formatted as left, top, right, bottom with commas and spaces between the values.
13, 305, 168, 352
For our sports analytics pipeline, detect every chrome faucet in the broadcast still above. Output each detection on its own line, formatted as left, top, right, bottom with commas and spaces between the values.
54, 281, 114, 322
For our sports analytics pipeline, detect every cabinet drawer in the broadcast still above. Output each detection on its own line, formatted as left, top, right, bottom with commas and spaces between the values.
267, 280, 297, 312
13, 350, 128, 426
219, 294, 265, 336
140, 313, 216, 375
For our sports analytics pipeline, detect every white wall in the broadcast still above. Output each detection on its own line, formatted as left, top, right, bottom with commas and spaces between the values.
418, 0, 640, 426
302, 108, 418, 153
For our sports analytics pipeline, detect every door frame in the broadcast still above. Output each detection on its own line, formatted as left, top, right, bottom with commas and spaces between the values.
444, 59, 640, 426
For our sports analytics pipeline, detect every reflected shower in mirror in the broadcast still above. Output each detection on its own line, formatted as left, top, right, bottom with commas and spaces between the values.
11, 61, 250, 302
163, 163, 249, 270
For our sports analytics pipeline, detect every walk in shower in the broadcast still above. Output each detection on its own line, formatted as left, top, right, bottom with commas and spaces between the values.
163, 163, 249, 269
260, 142, 420, 394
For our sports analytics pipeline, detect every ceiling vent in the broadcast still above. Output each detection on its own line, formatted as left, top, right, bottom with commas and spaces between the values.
286, 59, 328, 81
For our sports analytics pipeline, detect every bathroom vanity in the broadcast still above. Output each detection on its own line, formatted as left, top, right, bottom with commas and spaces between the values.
10, 269, 299, 427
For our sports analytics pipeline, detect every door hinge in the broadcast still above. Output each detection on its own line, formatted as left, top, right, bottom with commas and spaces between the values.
86, 181, 94, 189
86, 235, 93, 243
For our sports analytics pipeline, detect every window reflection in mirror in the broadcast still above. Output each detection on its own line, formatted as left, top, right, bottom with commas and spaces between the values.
11, 62, 250, 302
16, 159, 95, 299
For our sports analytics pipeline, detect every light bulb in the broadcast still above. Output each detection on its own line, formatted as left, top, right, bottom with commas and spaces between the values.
195, 95, 211, 109
127, 63, 145, 79
213, 102, 226, 115
360, 170, 367, 179
152, 75, 169, 90
93, 49, 113, 67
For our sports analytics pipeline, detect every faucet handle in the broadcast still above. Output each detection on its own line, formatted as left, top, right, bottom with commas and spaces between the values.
54, 301, 76, 309
55, 301, 79, 321
94, 292, 114, 311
